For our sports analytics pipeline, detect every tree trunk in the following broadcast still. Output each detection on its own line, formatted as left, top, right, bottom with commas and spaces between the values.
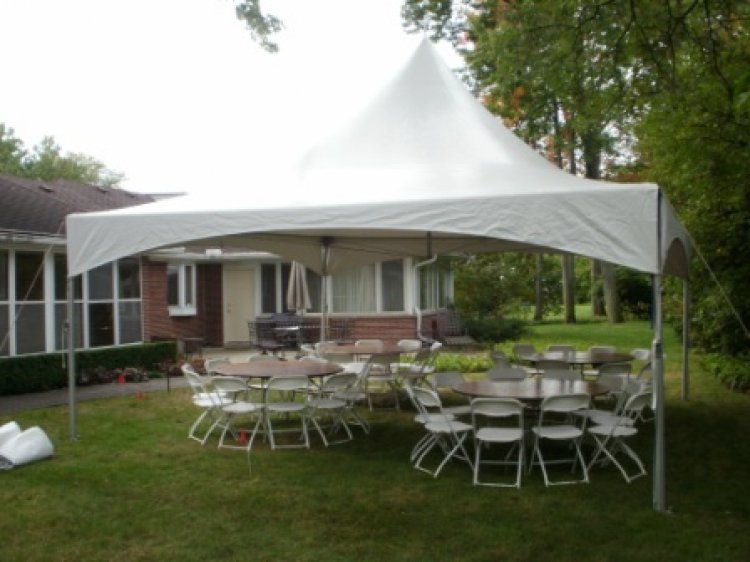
601, 262, 623, 323
534, 254, 543, 321
562, 254, 576, 323
591, 259, 605, 316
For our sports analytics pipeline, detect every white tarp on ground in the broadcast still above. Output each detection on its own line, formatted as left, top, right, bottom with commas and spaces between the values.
65, 38, 689, 279
0, 422, 54, 470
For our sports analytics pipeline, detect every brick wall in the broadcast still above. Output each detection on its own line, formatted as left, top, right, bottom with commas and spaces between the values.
142, 259, 223, 346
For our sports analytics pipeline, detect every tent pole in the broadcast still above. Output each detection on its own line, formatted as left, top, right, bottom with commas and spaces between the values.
320, 239, 331, 342
66, 277, 78, 441
682, 280, 690, 400
652, 274, 666, 511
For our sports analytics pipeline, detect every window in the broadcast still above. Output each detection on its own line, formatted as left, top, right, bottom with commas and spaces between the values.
167, 263, 196, 315
15, 251, 45, 354
419, 262, 451, 311
0, 251, 7, 356
260, 260, 406, 314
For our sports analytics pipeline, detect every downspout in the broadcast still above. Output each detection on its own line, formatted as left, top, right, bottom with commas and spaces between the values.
413, 233, 438, 339
66, 276, 77, 441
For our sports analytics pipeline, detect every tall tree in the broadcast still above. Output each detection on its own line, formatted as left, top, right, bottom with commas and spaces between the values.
0, 124, 27, 176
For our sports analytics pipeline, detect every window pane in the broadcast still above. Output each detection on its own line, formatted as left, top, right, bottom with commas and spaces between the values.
54, 303, 83, 350
332, 265, 376, 313
89, 263, 113, 300
381, 260, 404, 312
89, 303, 114, 347
118, 258, 141, 299
0, 304, 8, 356
167, 265, 179, 306
261, 264, 276, 313
184, 265, 194, 307
119, 301, 142, 344
306, 270, 321, 313
15, 251, 44, 301
0, 250, 8, 301
15, 303, 45, 354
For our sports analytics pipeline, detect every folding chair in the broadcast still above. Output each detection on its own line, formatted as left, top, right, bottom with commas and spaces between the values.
264, 375, 311, 450
409, 386, 473, 478
182, 367, 230, 445
307, 373, 358, 446
210, 376, 265, 451
471, 398, 525, 488
587, 390, 653, 482
529, 393, 590, 486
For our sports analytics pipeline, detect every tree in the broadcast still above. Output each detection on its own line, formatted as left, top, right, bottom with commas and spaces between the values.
233, 1, 283, 52
0, 124, 27, 176
0, 124, 124, 187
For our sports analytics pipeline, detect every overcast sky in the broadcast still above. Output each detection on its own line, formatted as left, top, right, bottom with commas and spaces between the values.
0, 0, 460, 195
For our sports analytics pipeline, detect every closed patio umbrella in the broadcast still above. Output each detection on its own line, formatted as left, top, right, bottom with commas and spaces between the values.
286, 261, 312, 313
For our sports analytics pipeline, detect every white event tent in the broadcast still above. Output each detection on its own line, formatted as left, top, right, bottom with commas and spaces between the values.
66, 38, 689, 511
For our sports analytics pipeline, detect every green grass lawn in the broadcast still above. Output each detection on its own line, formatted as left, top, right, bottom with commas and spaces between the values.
2, 318, 749, 561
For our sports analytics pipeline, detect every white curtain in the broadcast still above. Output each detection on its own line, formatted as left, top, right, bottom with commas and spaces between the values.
332, 264, 376, 312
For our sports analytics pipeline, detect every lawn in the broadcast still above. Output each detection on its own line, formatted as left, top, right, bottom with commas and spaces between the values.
2, 318, 749, 561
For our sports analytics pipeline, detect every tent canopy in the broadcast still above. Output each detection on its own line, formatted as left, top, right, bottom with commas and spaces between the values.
66, 38, 689, 278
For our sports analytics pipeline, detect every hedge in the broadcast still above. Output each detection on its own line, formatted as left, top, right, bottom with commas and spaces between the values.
700, 353, 750, 392
0, 341, 178, 396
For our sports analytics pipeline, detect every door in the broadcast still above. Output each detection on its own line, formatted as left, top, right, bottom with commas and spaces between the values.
223, 263, 257, 347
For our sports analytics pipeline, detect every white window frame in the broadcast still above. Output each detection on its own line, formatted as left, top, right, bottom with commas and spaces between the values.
167, 262, 197, 316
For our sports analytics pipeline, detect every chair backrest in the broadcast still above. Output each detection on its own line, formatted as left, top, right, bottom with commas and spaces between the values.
436, 308, 466, 337
489, 350, 511, 368
547, 344, 575, 354
630, 348, 651, 362
182, 368, 209, 396
204, 357, 231, 374
597, 361, 631, 376
598, 372, 628, 393
265, 375, 309, 394
248, 354, 280, 362
539, 393, 590, 415
211, 376, 247, 395
411, 386, 443, 411
486, 366, 527, 381
430, 371, 465, 390
620, 390, 653, 423
320, 372, 357, 394
471, 398, 524, 423
355, 339, 383, 347
512, 343, 536, 359
397, 339, 422, 352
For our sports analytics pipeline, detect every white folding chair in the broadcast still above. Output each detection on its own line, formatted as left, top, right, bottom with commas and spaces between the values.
529, 393, 590, 486
182, 367, 230, 445
587, 390, 653, 482
264, 375, 311, 450
471, 398, 525, 488
409, 386, 473, 478
332, 359, 373, 435
210, 376, 264, 450
307, 372, 358, 446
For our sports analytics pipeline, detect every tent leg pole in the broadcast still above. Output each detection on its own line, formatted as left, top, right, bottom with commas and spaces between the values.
67, 277, 78, 441
652, 274, 666, 512
682, 280, 690, 401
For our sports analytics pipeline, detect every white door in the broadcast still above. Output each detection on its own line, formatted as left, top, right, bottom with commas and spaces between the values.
223, 263, 257, 347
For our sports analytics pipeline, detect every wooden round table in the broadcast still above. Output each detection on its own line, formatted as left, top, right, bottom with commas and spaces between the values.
517, 351, 633, 366
454, 379, 610, 401
214, 359, 342, 380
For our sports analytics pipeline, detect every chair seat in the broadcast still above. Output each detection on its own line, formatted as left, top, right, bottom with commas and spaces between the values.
266, 402, 306, 414
424, 420, 473, 434
588, 423, 638, 438
222, 402, 262, 415
476, 427, 524, 443
308, 397, 347, 410
532, 425, 583, 440
442, 404, 472, 416
414, 412, 454, 424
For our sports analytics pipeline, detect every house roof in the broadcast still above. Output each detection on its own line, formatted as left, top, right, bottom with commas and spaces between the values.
0, 174, 154, 237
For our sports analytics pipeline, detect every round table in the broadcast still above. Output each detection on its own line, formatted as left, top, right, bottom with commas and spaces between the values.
214, 359, 342, 380
454, 379, 610, 401
517, 351, 633, 366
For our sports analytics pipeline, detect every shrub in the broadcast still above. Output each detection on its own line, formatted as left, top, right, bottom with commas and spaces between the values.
462, 315, 527, 343
700, 353, 750, 392
0, 341, 178, 396
434, 353, 493, 373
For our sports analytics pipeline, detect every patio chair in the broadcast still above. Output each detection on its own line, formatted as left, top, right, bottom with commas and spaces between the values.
408, 386, 474, 478
363, 352, 401, 411
547, 344, 575, 355
182, 366, 230, 445
529, 393, 590, 486
248, 318, 285, 355
210, 376, 264, 451
435, 308, 477, 347
307, 372, 358, 446
332, 358, 374, 435
471, 398, 525, 488
587, 389, 653, 482
264, 375, 311, 450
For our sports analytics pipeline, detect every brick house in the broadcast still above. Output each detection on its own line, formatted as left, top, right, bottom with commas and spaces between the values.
1, 173, 452, 357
